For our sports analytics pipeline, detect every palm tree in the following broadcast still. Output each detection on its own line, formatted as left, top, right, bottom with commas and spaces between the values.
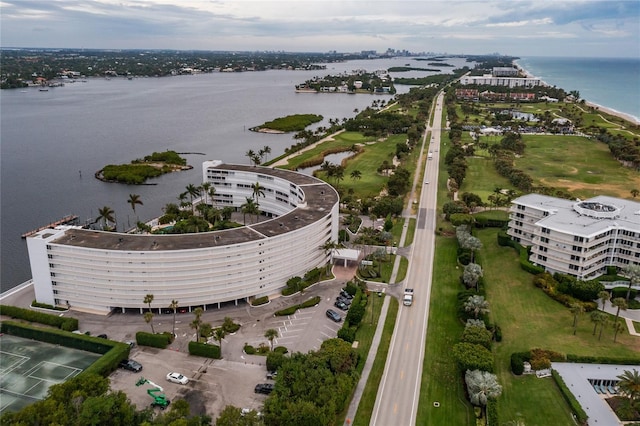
350, 170, 362, 181
464, 295, 490, 319
169, 299, 179, 336
143, 311, 155, 334
621, 264, 640, 302
569, 303, 584, 335
631, 189, 639, 198
598, 290, 610, 310
613, 321, 626, 343
208, 187, 217, 207
617, 369, 640, 405
213, 327, 227, 356
589, 310, 607, 337
185, 184, 201, 213
127, 194, 143, 220
465, 369, 502, 407
611, 297, 628, 342
190, 307, 204, 342
251, 182, 265, 204
96, 206, 115, 230
264, 328, 278, 351
144, 294, 154, 312
245, 149, 256, 165
200, 182, 212, 205
320, 240, 341, 274
261, 145, 272, 162
241, 197, 258, 225
463, 263, 483, 291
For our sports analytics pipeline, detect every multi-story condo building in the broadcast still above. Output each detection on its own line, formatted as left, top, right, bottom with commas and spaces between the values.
508, 194, 640, 280
459, 75, 544, 88
26, 162, 339, 315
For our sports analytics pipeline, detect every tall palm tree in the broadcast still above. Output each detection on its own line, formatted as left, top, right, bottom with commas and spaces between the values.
320, 240, 341, 274
208, 187, 217, 207
264, 328, 278, 351
589, 310, 607, 337
213, 327, 227, 356
350, 169, 362, 181
617, 369, 640, 405
262, 145, 272, 162
144, 294, 154, 311
241, 197, 258, 225
185, 184, 201, 213
190, 307, 204, 342
598, 290, 610, 310
169, 299, 179, 336
251, 182, 266, 206
611, 297, 628, 342
143, 311, 155, 334
127, 194, 143, 216
245, 149, 256, 165
96, 206, 115, 230
200, 182, 212, 205
569, 303, 584, 335
621, 264, 640, 302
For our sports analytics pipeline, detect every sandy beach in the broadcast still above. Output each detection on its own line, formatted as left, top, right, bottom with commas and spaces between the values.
514, 61, 639, 126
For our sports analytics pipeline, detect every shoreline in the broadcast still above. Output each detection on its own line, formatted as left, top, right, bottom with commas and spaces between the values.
513, 60, 640, 126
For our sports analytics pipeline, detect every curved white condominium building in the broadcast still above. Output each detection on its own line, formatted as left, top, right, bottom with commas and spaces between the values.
26, 162, 339, 315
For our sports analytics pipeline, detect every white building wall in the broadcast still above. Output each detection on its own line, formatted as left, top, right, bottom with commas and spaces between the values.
28, 163, 340, 314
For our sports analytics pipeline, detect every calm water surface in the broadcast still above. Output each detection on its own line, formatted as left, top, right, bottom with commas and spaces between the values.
1, 57, 467, 290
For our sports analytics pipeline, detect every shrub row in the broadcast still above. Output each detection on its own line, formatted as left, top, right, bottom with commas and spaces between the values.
135, 331, 170, 348
251, 296, 269, 306
0, 321, 129, 377
551, 369, 588, 426
533, 273, 598, 311
31, 300, 67, 311
274, 296, 321, 316
486, 398, 499, 426
188, 341, 221, 359
611, 286, 637, 299
565, 353, 640, 365
0, 304, 78, 331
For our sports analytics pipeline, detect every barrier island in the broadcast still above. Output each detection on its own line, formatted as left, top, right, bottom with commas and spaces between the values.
96, 150, 192, 184
251, 114, 323, 133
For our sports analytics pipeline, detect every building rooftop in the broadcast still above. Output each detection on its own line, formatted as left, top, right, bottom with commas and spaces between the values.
513, 194, 640, 237
52, 164, 338, 251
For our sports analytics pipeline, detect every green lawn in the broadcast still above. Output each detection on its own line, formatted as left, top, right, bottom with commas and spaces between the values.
460, 156, 514, 202
514, 134, 640, 199
417, 236, 473, 425
476, 228, 640, 424
352, 296, 399, 426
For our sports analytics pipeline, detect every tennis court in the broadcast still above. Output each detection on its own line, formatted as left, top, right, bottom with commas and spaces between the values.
0, 334, 101, 414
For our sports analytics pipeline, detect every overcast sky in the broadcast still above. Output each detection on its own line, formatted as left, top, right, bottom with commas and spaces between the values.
1, 0, 638, 57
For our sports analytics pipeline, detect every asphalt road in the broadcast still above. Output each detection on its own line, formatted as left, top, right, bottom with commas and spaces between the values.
371, 91, 444, 426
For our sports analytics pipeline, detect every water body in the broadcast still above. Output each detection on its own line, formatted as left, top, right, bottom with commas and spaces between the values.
0, 57, 469, 291
515, 56, 640, 122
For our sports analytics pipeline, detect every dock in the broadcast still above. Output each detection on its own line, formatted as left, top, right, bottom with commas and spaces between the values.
21, 215, 79, 238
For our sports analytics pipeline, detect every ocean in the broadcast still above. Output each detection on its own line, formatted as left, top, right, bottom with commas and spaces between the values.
515, 56, 640, 123
1, 55, 638, 292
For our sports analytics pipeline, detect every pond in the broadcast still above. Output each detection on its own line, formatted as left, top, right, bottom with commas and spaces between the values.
297, 151, 354, 176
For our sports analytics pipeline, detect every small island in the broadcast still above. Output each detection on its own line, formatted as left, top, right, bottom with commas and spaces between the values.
96, 150, 192, 184
251, 114, 323, 133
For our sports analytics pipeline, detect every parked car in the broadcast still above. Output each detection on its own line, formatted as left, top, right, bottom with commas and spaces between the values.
119, 359, 143, 372
166, 372, 189, 385
326, 309, 342, 322
254, 383, 274, 394
266, 371, 278, 380
340, 290, 354, 300
336, 296, 352, 306
334, 300, 349, 311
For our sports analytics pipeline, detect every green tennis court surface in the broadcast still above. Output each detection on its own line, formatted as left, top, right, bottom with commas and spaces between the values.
0, 334, 101, 414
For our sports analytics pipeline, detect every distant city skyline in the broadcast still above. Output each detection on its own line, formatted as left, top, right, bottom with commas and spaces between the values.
1, 1, 639, 58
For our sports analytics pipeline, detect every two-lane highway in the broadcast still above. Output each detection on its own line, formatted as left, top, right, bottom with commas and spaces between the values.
371, 91, 444, 426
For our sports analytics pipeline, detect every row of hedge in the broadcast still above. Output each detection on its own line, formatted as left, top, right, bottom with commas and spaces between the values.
0, 321, 129, 377
135, 331, 172, 348
0, 304, 78, 331
551, 369, 588, 426
188, 341, 221, 359
496, 232, 544, 274
274, 296, 321, 316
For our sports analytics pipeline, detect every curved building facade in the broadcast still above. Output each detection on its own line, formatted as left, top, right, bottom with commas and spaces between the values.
27, 162, 339, 314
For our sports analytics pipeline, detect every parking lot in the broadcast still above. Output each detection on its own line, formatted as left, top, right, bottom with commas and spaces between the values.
106, 274, 358, 419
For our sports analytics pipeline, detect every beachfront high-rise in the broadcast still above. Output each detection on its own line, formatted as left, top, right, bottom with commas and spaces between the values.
507, 194, 640, 280
26, 162, 339, 315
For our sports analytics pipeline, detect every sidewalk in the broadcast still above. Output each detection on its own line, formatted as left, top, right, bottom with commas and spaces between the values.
343, 294, 391, 425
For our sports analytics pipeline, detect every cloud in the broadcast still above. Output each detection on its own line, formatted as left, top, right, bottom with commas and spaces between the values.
0, 0, 638, 56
